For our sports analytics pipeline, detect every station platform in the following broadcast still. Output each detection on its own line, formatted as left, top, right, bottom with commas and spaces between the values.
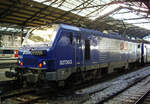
0, 58, 17, 68
0, 68, 12, 81
0, 58, 17, 64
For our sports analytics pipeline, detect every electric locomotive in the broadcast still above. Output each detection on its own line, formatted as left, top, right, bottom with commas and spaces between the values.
5, 24, 150, 86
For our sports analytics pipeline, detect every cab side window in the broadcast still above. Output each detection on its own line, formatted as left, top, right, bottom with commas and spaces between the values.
57, 31, 71, 46
69, 32, 73, 44
77, 34, 81, 44
85, 39, 90, 60
138, 44, 140, 48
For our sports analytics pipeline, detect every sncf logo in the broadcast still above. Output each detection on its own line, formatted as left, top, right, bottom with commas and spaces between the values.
120, 42, 128, 50
120, 42, 124, 50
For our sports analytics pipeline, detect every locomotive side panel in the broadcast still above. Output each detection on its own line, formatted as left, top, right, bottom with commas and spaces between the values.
55, 30, 75, 69
146, 44, 150, 63
107, 38, 123, 62
128, 42, 137, 63
54, 29, 77, 80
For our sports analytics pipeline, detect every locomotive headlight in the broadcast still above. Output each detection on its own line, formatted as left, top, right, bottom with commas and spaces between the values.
18, 60, 21, 64
43, 61, 46, 65
18, 60, 23, 66
38, 63, 42, 68
38, 61, 46, 68
20, 62, 23, 66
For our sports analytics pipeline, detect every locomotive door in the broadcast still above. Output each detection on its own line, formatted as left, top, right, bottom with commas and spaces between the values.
75, 33, 82, 68
146, 47, 148, 63
144, 45, 148, 63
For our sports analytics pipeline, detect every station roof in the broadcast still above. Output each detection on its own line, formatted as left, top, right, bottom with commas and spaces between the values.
0, 0, 150, 39
0, 0, 89, 27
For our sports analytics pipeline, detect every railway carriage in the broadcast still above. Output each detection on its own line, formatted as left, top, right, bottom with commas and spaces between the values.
141, 42, 150, 64
5, 24, 149, 86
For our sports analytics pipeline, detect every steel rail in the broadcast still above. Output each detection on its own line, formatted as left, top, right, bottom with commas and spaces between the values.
134, 88, 150, 104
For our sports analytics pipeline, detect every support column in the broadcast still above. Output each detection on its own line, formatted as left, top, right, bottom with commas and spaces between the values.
21, 26, 24, 44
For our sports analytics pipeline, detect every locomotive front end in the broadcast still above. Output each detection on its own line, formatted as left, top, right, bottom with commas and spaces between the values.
5, 25, 58, 84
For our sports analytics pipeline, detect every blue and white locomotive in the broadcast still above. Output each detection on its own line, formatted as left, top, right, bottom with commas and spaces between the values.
5, 24, 150, 86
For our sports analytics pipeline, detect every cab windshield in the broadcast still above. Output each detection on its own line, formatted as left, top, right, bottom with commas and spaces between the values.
23, 25, 58, 46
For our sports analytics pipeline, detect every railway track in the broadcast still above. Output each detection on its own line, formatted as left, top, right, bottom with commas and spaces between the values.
102, 74, 150, 104
0, 80, 18, 93
1, 65, 150, 104
78, 66, 150, 104
134, 88, 150, 104
0, 87, 85, 104
0, 80, 35, 102
0, 88, 36, 102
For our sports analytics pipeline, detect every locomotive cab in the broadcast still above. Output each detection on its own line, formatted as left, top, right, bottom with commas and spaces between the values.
18, 24, 58, 69
6, 24, 59, 83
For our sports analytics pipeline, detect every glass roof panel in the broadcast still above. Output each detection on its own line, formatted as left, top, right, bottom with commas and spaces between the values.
33, 0, 112, 17
32, 0, 150, 30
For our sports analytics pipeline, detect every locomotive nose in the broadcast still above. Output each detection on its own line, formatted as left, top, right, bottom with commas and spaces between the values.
18, 49, 48, 68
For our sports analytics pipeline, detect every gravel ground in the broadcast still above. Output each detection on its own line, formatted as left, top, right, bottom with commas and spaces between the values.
76, 66, 150, 104
104, 75, 150, 104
